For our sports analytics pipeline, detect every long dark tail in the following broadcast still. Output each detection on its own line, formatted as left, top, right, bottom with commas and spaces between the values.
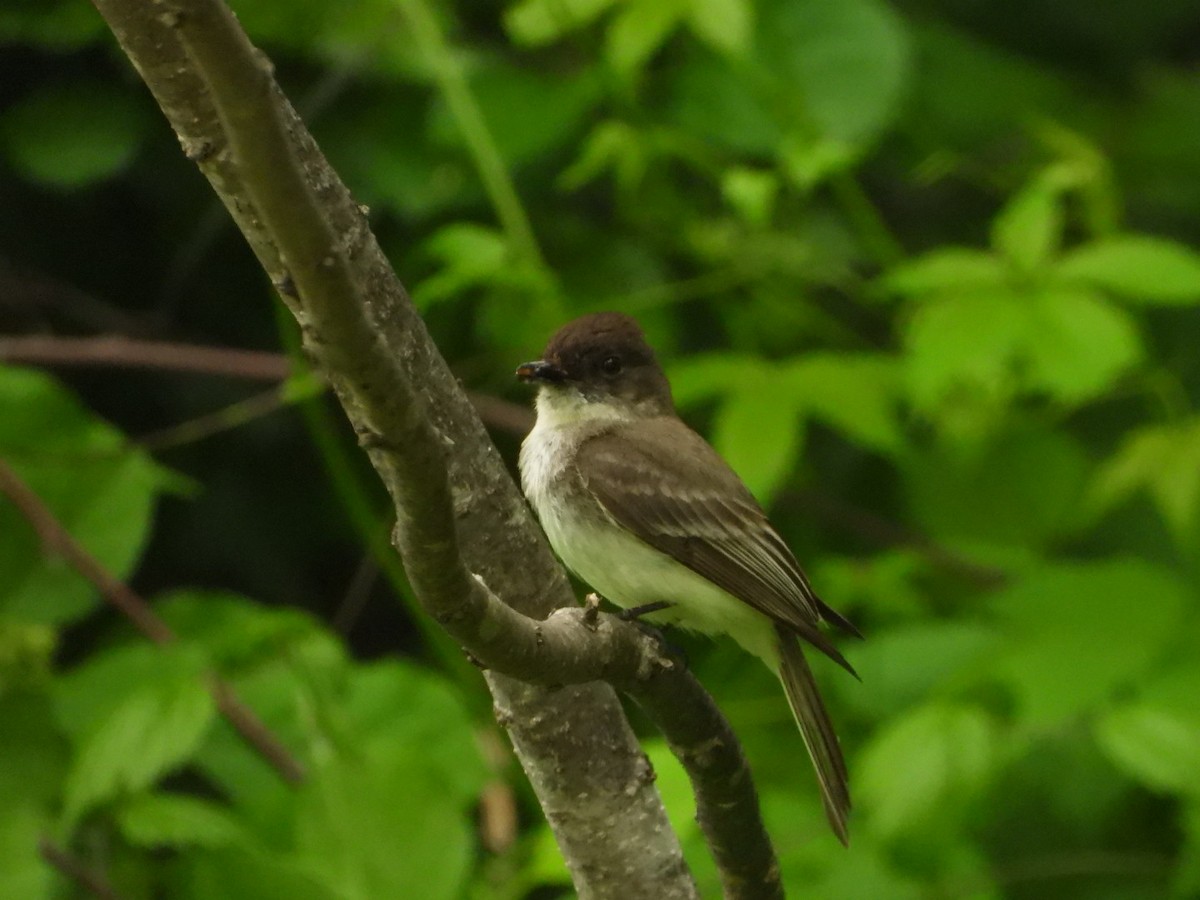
775, 623, 851, 845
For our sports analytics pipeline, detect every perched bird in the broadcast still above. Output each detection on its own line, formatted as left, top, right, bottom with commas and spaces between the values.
517, 312, 860, 844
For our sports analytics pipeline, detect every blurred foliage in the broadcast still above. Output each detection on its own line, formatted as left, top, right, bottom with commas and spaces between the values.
2, 0, 1200, 897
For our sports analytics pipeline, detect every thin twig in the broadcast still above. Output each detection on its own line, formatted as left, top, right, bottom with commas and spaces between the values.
0, 335, 290, 380
0, 457, 306, 784
38, 837, 125, 900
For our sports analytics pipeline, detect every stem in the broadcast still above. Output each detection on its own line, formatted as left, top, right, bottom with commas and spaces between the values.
398, 0, 548, 274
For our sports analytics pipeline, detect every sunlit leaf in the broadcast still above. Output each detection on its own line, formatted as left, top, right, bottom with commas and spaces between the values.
720, 167, 779, 225
786, 353, 903, 454
668, 353, 759, 408
1057, 235, 1200, 305
758, 0, 911, 146
711, 371, 804, 502
858, 702, 1000, 839
686, 0, 752, 58
0, 368, 171, 625
1022, 288, 1141, 402
1096, 704, 1200, 796
504, 0, 618, 45
606, 0, 686, 76
296, 749, 474, 900
903, 289, 1025, 412
989, 559, 1187, 727
62, 672, 216, 825
0, 802, 55, 898
882, 248, 1008, 297
118, 792, 247, 849
991, 174, 1064, 272
1090, 418, 1200, 541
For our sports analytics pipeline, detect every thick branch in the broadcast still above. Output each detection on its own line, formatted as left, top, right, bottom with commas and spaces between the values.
89, 1, 780, 895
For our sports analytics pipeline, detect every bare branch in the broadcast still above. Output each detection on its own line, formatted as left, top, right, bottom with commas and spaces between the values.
38, 837, 125, 900
0, 457, 306, 785
0, 335, 290, 380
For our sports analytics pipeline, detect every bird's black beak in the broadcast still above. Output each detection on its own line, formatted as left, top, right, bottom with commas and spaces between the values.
516, 360, 567, 384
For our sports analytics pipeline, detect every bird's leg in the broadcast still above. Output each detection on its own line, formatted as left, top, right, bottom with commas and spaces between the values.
618, 600, 673, 622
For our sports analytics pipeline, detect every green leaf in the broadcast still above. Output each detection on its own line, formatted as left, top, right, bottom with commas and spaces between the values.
450, 63, 601, 166
52, 642, 208, 739
0, 367, 170, 625
757, 0, 911, 146
1, 82, 147, 188
0, 802, 55, 900
118, 792, 247, 849
295, 750, 474, 900
559, 119, 648, 192
882, 248, 1008, 297
1090, 418, 1200, 541
340, 661, 488, 803
665, 52, 782, 155
62, 671, 216, 825
710, 369, 804, 502
0, 691, 69, 809
181, 847, 340, 900
1021, 289, 1141, 402
786, 353, 903, 454
778, 133, 858, 190
991, 175, 1064, 272
990, 559, 1188, 727
605, 0, 686, 76
504, 0, 618, 46
668, 353, 757, 408
858, 702, 999, 839
1057, 235, 1200, 305
686, 0, 753, 58
901, 286, 1141, 414
847, 622, 1000, 720
904, 426, 1090, 550
413, 224, 512, 308
0, 1, 105, 49
903, 288, 1026, 413
156, 590, 324, 669
720, 167, 779, 225
1096, 704, 1200, 796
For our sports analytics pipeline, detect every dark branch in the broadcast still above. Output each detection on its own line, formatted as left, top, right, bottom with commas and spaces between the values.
38, 838, 125, 900
0, 335, 290, 380
0, 458, 306, 785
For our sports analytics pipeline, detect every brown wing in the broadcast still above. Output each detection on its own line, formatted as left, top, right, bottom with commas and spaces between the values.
577, 417, 858, 674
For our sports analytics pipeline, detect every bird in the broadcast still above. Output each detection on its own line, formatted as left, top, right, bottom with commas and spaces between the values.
516, 311, 859, 844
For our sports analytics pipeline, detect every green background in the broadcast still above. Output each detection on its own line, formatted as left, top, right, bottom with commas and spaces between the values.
2, 0, 1200, 896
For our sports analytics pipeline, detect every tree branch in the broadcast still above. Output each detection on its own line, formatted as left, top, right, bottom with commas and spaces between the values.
88, 1, 781, 895
38, 837, 125, 900
0, 335, 290, 380
0, 457, 306, 784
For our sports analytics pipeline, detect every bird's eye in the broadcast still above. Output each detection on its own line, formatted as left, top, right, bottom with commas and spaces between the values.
600, 356, 622, 375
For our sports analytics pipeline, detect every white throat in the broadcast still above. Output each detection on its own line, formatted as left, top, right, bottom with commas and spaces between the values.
533, 385, 635, 429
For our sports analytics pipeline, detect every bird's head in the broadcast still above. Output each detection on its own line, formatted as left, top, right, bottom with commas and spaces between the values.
517, 312, 674, 423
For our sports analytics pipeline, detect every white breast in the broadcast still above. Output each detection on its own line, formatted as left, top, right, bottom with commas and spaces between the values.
519, 394, 776, 665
